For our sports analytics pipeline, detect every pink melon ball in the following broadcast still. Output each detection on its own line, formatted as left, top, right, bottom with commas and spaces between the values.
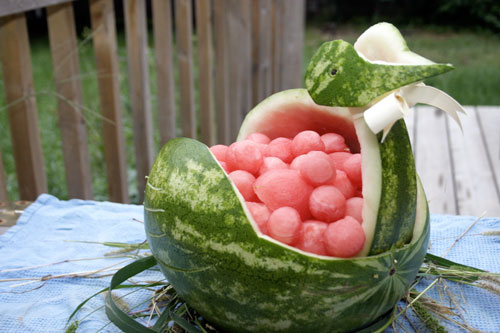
331, 170, 356, 199
267, 207, 302, 245
292, 130, 325, 156
345, 197, 364, 224
343, 153, 362, 188
259, 156, 289, 176
292, 151, 336, 186
246, 132, 271, 144
309, 185, 346, 222
246, 202, 270, 234
219, 161, 229, 173
321, 133, 350, 153
265, 137, 294, 163
297, 220, 328, 255
229, 170, 257, 201
329, 152, 352, 171
226, 140, 263, 175
324, 216, 366, 258
254, 169, 313, 220
209, 144, 228, 162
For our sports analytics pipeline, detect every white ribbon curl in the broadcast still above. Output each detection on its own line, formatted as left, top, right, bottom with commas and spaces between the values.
363, 84, 467, 141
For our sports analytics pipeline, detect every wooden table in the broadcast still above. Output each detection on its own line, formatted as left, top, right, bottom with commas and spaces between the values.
406, 106, 500, 217
0, 200, 31, 235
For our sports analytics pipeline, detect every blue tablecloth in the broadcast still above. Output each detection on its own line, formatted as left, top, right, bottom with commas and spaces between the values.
0, 194, 499, 332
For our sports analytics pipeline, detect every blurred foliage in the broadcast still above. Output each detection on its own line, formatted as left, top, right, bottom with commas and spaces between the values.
306, 0, 500, 32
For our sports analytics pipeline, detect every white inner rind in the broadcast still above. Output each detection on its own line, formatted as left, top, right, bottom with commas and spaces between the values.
354, 22, 435, 66
353, 116, 381, 257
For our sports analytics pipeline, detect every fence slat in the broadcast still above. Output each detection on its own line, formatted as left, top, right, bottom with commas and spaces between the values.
213, 0, 230, 145
152, 0, 176, 145
0, 151, 8, 201
175, 0, 196, 139
89, 0, 129, 202
281, 0, 304, 90
0, 0, 73, 17
124, 0, 153, 202
251, 0, 272, 105
47, 2, 93, 199
271, 0, 284, 92
226, 0, 252, 141
0, 13, 47, 200
196, 0, 215, 146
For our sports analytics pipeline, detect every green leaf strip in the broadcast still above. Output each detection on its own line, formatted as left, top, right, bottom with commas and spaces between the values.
424, 253, 484, 273
105, 255, 158, 332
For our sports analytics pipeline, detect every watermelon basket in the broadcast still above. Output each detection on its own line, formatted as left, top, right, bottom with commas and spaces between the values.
67, 23, 500, 332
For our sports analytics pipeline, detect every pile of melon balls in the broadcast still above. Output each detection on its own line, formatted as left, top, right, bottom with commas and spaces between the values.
209, 130, 365, 258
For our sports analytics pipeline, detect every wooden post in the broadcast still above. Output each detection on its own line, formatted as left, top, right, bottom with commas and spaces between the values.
252, 0, 273, 105
225, 0, 252, 141
281, 0, 305, 90
124, 0, 153, 202
271, 0, 284, 92
47, 2, 93, 199
0, 13, 47, 200
196, 0, 216, 146
89, 0, 129, 202
213, 0, 230, 145
175, 0, 196, 139
152, 0, 177, 145
0, 151, 8, 201
0, 0, 74, 16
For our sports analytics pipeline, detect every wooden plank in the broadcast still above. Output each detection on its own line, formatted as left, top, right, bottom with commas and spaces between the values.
152, 0, 176, 145
239, 0, 252, 122
195, 0, 215, 146
124, 0, 153, 202
413, 106, 457, 215
0, 0, 73, 17
47, 2, 93, 199
0, 13, 47, 200
175, 0, 196, 139
475, 106, 500, 207
251, 0, 272, 105
0, 152, 8, 201
447, 106, 500, 217
271, 0, 284, 92
280, 0, 304, 90
225, 0, 252, 141
89, 0, 129, 203
213, 0, 230, 144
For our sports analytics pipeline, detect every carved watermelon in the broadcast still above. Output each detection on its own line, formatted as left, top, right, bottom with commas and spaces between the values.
143, 23, 455, 332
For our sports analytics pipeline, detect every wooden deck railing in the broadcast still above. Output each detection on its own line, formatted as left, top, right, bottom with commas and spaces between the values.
0, 0, 305, 203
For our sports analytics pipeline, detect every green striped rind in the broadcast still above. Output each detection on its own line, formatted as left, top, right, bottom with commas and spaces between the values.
304, 40, 453, 107
369, 119, 417, 255
144, 138, 430, 333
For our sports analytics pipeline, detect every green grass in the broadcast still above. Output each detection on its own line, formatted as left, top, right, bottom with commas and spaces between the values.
1, 24, 499, 202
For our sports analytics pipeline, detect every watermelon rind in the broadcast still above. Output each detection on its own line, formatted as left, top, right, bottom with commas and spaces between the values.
144, 135, 429, 332
304, 39, 453, 107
